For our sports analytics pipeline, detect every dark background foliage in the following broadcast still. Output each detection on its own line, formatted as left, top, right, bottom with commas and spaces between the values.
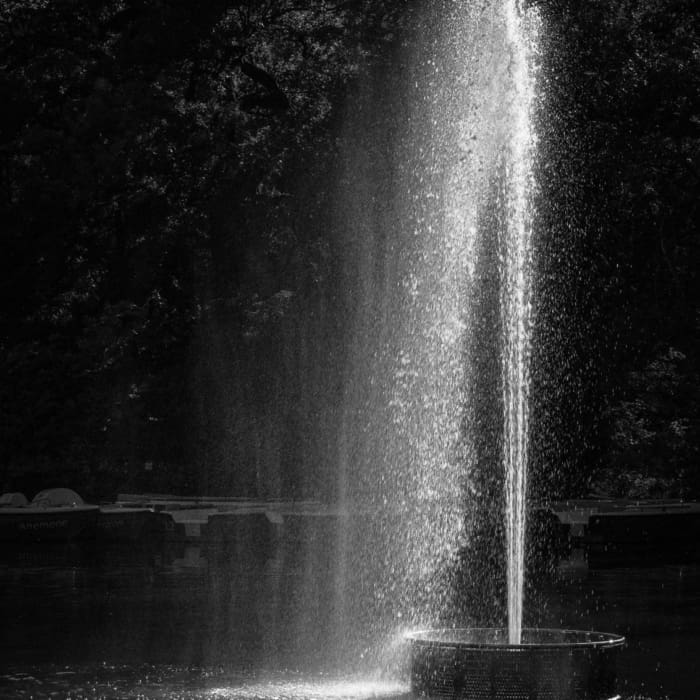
0, 0, 408, 498
1, 0, 699, 500
533, 0, 700, 499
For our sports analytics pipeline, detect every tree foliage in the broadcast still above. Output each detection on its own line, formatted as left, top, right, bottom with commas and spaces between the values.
535, 0, 700, 497
0, 0, 407, 497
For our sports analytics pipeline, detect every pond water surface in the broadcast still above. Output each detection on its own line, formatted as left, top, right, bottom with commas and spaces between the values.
1, 529, 699, 700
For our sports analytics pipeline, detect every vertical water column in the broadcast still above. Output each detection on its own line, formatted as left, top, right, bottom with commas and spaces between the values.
501, 0, 540, 645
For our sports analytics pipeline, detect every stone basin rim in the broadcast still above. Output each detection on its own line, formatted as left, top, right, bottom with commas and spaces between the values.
406, 627, 626, 650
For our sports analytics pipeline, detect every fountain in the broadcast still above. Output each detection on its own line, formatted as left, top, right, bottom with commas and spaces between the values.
181, 0, 626, 695
400, 0, 626, 697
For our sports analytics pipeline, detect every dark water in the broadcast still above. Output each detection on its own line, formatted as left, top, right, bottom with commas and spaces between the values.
534, 557, 700, 700
1, 537, 699, 700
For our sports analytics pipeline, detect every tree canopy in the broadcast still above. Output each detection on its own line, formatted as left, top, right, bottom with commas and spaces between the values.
0, 0, 407, 497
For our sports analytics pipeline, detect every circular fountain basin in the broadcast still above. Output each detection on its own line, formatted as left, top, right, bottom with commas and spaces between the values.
407, 628, 625, 700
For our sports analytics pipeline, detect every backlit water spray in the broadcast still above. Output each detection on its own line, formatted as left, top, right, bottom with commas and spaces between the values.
404, 4, 621, 694
329, 0, 541, 663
